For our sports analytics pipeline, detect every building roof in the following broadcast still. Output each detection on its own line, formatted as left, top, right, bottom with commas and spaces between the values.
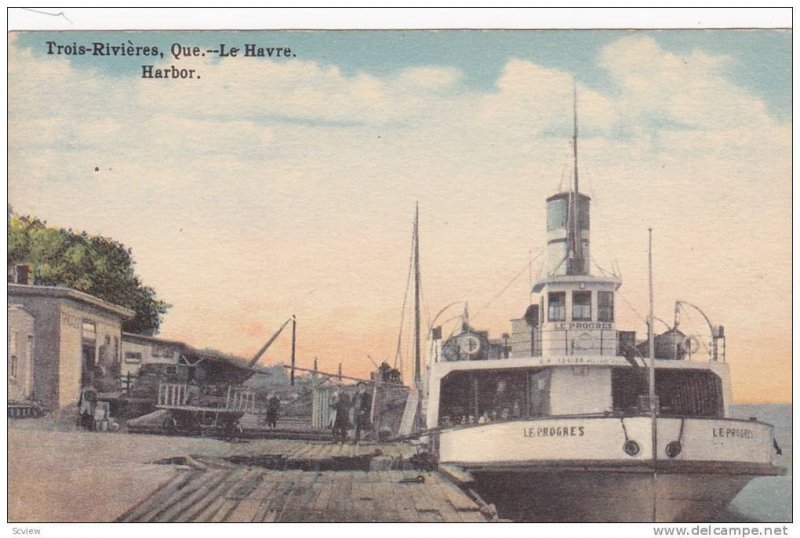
122, 332, 186, 347
8, 303, 34, 316
122, 331, 270, 376
8, 284, 136, 320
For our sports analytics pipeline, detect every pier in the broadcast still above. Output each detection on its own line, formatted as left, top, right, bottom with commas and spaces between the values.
8, 424, 493, 523
118, 440, 491, 522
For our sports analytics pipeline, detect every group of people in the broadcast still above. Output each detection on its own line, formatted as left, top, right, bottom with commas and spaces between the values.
329, 381, 371, 444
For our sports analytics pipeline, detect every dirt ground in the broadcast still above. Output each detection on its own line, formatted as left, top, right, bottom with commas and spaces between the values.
8, 412, 417, 522
7, 416, 323, 522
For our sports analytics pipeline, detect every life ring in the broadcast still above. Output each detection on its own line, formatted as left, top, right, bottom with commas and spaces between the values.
665, 441, 682, 458
623, 440, 640, 456
574, 332, 593, 351
687, 337, 700, 354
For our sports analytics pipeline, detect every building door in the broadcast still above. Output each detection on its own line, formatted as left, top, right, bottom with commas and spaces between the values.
81, 343, 96, 386
81, 321, 97, 387
25, 335, 34, 398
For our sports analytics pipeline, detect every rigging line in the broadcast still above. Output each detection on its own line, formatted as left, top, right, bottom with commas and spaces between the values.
615, 287, 649, 326
473, 250, 544, 321
579, 152, 617, 267
393, 221, 416, 370
591, 256, 612, 278
417, 259, 431, 337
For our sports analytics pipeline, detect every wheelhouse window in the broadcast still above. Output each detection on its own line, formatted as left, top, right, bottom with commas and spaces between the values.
572, 291, 592, 321
598, 291, 614, 322
548, 292, 566, 321
547, 199, 567, 231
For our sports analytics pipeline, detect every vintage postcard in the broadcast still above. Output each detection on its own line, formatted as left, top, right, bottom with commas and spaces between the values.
6, 8, 792, 530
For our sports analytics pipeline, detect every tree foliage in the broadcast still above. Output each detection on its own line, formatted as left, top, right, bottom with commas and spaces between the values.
8, 214, 170, 334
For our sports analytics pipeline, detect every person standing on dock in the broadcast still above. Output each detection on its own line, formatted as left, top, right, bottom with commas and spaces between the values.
332, 388, 350, 443
353, 382, 371, 444
266, 394, 280, 430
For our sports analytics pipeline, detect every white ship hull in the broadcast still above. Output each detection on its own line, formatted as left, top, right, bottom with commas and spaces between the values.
436, 417, 783, 522
470, 468, 756, 522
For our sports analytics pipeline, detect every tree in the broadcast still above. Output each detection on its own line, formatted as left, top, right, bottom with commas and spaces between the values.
8, 214, 170, 334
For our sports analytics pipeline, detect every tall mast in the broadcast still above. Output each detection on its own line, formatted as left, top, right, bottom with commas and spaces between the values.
290, 315, 296, 387
569, 81, 583, 274
648, 228, 656, 409
413, 202, 421, 386
573, 81, 580, 196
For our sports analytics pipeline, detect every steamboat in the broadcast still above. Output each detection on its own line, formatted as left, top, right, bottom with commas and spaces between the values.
420, 95, 784, 522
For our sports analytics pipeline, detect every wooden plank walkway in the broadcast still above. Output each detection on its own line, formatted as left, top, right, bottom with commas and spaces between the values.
117, 467, 489, 522
190, 440, 417, 471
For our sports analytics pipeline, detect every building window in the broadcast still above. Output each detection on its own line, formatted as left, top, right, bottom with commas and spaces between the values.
9, 356, 18, 379
598, 291, 614, 322
165, 366, 178, 375
9, 330, 19, 356
548, 292, 566, 322
572, 291, 592, 321
27, 334, 33, 362
152, 346, 174, 359
81, 321, 96, 341
124, 351, 142, 364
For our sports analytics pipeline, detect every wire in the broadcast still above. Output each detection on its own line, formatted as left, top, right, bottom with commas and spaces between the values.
615, 286, 649, 327
473, 250, 543, 322
393, 218, 416, 372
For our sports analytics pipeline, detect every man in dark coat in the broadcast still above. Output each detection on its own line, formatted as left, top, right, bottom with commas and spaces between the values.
266, 395, 280, 430
332, 389, 351, 443
353, 381, 371, 444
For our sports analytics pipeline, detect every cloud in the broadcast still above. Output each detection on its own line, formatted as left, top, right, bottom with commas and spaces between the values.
7, 33, 791, 400
599, 34, 775, 131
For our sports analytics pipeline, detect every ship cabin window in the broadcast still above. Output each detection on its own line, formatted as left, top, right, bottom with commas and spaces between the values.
611, 367, 723, 418
598, 291, 614, 322
547, 199, 567, 231
438, 369, 550, 426
548, 292, 566, 322
572, 291, 592, 321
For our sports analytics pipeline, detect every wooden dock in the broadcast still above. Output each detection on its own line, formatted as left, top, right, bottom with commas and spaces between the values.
118, 468, 490, 522
117, 440, 492, 522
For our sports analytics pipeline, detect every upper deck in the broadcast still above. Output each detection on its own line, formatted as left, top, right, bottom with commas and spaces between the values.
425, 353, 732, 430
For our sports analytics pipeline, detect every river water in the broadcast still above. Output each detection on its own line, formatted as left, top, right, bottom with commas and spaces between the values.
724, 404, 791, 522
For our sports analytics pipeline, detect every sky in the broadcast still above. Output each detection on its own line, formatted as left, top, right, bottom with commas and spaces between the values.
7, 28, 792, 402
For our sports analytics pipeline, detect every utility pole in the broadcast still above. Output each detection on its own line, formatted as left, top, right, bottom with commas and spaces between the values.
290, 315, 296, 387
413, 202, 421, 387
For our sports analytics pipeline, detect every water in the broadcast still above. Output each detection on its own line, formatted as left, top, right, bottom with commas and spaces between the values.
725, 404, 791, 522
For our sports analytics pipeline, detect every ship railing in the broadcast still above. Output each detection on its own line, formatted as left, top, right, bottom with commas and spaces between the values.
510, 328, 619, 357
510, 328, 723, 362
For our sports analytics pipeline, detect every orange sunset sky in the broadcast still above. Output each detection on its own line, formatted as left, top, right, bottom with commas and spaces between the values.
8, 29, 791, 402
